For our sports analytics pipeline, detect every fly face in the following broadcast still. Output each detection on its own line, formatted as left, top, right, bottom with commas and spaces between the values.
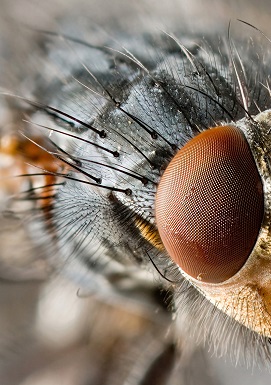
2, 7, 271, 378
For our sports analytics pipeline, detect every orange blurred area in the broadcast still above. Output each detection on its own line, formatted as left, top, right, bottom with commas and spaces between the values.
0, 132, 65, 210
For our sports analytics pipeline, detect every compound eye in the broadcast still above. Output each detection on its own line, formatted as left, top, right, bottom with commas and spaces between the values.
155, 126, 264, 283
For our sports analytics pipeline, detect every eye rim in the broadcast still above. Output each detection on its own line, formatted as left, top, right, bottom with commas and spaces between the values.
155, 124, 265, 284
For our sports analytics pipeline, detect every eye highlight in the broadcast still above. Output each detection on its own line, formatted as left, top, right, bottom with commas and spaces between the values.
155, 125, 264, 283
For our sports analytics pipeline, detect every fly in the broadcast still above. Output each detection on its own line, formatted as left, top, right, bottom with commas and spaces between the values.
2, 4, 271, 384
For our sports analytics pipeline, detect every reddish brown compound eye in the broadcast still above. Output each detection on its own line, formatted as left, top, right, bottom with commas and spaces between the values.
155, 126, 264, 283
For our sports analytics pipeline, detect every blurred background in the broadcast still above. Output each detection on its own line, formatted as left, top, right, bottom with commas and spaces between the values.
1, 0, 271, 384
